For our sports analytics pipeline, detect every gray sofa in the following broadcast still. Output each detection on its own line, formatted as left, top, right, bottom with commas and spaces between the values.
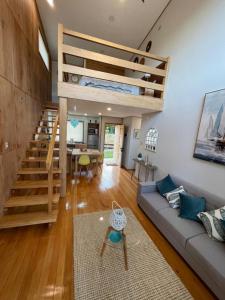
137, 175, 225, 300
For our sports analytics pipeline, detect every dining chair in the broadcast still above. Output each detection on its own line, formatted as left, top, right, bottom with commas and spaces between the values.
91, 152, 104, 173
78, 154, 90, 177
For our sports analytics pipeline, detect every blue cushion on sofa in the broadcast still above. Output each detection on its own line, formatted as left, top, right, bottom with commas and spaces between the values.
156, 175, 177, 197
179, 192, 206, 222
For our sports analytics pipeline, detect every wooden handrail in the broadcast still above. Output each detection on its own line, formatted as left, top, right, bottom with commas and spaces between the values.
62, 45, 166, 77
63, 26, 168, 63
46, 114, 59, 170
46, 113, 59, 214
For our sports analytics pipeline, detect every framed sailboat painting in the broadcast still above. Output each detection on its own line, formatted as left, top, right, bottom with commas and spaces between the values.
194, 89, 225, 166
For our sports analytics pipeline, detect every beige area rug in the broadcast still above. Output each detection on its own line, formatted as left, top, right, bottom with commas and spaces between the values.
73, 208, 193, 300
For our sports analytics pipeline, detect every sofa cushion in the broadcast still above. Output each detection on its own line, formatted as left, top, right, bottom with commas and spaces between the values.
156, 175, 177, 197
140, 192, 169, 212
198, 210, 225, 242
179, 193, 206, 222
186, 234, 225, 290
157, 207, 205, 248
164, 186, 185, 208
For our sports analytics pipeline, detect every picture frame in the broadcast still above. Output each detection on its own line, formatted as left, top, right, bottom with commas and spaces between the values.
193, 89, 225, 166
133, 129, 140, 140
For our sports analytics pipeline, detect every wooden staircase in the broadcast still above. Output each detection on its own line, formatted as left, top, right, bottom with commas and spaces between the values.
0, 108, 61, 229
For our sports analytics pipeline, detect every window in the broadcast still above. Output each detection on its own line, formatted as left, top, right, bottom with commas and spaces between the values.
38, 30, 49, 70
145, 128, 158, 152
67, 120, 84, 143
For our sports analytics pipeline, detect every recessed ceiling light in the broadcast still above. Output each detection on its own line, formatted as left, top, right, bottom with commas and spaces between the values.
46, 0, 54, 7
98, 112, 102, 116
107, 107, 112, 111
84, 113, 87, 116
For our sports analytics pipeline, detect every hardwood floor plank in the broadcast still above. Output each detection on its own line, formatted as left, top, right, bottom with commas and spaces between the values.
0, 166, 216, 300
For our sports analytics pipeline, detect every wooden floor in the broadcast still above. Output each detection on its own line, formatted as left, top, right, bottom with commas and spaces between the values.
0, 166, 216, 300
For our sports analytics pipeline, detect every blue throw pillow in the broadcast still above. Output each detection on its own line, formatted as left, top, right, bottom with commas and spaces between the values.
179, 192, 206, 222
156, 175, 177, 197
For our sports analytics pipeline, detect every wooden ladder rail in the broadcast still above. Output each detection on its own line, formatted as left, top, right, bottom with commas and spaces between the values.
46, 114, 59, 214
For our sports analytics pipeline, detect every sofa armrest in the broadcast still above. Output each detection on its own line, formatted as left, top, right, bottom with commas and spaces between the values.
137, 181, 157, 202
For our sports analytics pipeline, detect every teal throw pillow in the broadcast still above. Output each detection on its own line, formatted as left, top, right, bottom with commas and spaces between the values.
179, 192, 206, 222
156, 175, 177, 197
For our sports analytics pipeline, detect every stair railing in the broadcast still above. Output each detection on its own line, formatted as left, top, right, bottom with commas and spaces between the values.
46, 114, 59, 213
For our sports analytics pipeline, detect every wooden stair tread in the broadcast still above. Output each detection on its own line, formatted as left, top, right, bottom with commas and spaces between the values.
17, 168, 61, 175
28, 148, 59, 152
23, 157, 59, 162
35, 133, 60, 136
0, 210, 58, 229
5, 194, 60, 208
12, 179, 61, 189
30, 140, 59, 143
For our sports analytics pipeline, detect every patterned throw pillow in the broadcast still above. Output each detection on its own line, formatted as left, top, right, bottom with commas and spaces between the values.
198, 206, 225, 242
164, 186, 185, 208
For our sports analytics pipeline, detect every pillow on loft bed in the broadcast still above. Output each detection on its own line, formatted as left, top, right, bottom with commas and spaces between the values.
79, 76, 141, 95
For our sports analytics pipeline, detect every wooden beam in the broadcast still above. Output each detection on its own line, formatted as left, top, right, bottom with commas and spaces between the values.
63, 27, 168, 63
58, 24, 64, 82
160, 57, 170, 101
62, 64, 164, 92
59, 97, 67, 197
58, 82, 164, 111
62, 45, 166, 77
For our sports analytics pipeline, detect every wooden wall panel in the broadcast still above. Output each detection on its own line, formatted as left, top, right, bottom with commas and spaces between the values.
0, 0, 51, 213
86, 59, 125, 76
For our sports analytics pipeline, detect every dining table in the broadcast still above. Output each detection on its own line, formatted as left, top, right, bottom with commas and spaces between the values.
71, 148, 101, 178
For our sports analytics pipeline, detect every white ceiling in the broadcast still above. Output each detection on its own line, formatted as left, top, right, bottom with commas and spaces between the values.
67, 99, 152, 118
37, 0, 170, 60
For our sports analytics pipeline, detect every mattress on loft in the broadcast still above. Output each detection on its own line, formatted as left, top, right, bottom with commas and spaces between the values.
78, 76, 141, 95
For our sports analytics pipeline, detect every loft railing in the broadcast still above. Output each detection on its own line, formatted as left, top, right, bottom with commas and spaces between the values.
57, 23, 169, 109
46, 114, 59, 213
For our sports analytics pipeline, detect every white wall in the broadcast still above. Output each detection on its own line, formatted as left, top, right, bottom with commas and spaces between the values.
122, 117, 142, 169
137, 0, 225, 198
68, 114, 100, 145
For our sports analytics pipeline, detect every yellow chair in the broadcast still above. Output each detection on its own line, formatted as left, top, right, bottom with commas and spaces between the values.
91, 152, 104, 173
78, 154, 90, 176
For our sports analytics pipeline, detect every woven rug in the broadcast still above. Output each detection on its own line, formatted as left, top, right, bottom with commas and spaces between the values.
73, 208, 193, 300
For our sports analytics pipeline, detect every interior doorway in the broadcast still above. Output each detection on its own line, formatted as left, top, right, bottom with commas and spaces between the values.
103, 124, 124, 166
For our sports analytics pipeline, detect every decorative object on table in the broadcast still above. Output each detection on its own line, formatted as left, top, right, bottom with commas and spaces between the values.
109, 201, 127, 231
74, 208, 192, 300
133, 56, 139, 63
146, 40, 152, 52
100, 201, 128, 270
145, 128, 159, 152
197, 206, 225, 242
137, 153, 142, 160
140, 57, 145, 65
70, 74, 79, 83
194, 89, 225, 166
70, 118, 79, 128
133, 128, 140, 139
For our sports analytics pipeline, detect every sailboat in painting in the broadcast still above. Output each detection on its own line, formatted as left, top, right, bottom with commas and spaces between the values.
216, 104, 225, 150
194, 89, 225, 165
